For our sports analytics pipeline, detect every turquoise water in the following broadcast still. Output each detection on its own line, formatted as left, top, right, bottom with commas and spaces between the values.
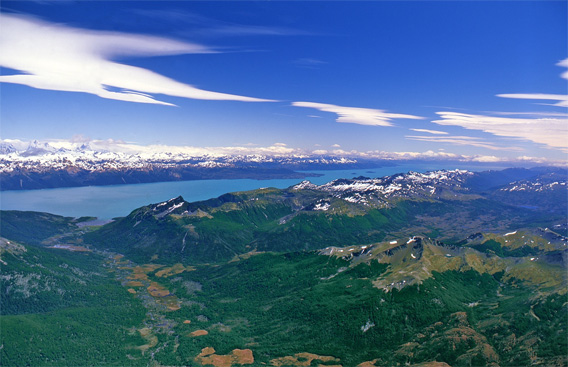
0, 162, 514, 219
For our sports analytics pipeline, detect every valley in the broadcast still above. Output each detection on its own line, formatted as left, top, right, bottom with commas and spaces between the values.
1, 167, 566, 366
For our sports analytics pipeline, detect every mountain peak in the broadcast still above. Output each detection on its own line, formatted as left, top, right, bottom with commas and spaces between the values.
0, 142, 17, 154
291, 169, 475, 207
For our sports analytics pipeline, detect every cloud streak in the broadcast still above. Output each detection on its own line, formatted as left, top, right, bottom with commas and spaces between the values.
131, 9, 309, 38
292, 101, 424, 126
432, 111, 568, 151
406, 135, 522, 151
0, 13, 275, 106
409, 128, 448, 135
496, 58, 568, 107
497, 93, 568, 108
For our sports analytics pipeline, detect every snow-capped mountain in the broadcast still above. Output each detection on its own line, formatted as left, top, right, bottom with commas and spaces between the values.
0, 139, 360, 172
0, 140, 369, 190
293, 169, 475, 206
499, 177, 567, 193
0, 142, 17, 155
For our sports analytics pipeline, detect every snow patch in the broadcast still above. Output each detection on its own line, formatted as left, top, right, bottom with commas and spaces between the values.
361, 320, 375, 333
313, 202, 331, 211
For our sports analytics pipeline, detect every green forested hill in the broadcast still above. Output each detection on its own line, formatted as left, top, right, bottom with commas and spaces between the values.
1, 168, 566, 366
0, 238, 147, 366
83, 169, 566, 264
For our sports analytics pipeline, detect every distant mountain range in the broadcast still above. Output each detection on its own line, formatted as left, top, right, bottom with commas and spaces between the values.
0, 140, 392, 190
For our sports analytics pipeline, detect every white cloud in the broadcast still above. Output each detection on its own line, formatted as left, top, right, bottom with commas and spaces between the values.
485, 111, 568, 117
432, 111, 568, 151
557, 58, 568, 80
497, 93, 568, 108
409, 128, 448, 135
292, 101, 424, 126
0, 14, 275, 105
331, 144, 341, 148
405, 135, 522, 151
496, 58, 568, 107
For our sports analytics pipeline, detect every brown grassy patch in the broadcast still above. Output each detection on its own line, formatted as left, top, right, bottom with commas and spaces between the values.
47, 244, 90, 252
155, 263, 195, 278
138, 279, 181, 310
126, 281, 144, 287
183, 320, 192, 324
356, 359, 380, 367
270, 353, 340, 367
147, 282, 171, 297
127, 264, 164, 281
189, 330, 209, 337
231, 349, 254, 364
127, 288, 137, 294
195, 347, 254, 366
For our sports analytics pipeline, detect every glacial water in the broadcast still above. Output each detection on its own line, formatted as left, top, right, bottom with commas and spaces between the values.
0, 162, 515, 219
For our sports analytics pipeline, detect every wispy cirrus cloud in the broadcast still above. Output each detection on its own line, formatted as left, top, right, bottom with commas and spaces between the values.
484, 111, 568, 117
0, 13, 275, 106
497, 58, 568, 107
497, 93, 568, 107
130, 9, 308, 38
293, 58, 327, 69
405, 135, 522, 151
292, 101, 424, 126
432, 111, 568, 151
409, 128, 448, 135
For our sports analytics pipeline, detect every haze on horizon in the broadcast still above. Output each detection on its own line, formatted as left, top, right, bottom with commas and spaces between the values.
1, 1, 567, 164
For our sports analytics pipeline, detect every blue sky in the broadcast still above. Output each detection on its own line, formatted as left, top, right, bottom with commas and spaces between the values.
1, 1, 567, 163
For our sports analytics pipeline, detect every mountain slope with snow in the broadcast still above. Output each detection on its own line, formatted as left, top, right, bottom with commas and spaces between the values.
81, 168, 567, 264
0, 140, 385, 190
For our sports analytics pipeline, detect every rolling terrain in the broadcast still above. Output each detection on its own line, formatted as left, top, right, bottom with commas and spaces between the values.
1, 167, 566, 366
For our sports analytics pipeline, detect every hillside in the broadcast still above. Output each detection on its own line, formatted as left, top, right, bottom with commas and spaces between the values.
1, 167, 566, 366
84, 168, 567, 264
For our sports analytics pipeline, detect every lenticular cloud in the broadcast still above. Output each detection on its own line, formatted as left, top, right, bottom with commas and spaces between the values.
292, 101, 424, 126
432, 111, 568, 151
0, 13, 274, 105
